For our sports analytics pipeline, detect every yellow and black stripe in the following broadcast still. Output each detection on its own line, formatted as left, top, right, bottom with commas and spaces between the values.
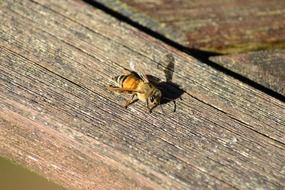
113, 73, 141, 90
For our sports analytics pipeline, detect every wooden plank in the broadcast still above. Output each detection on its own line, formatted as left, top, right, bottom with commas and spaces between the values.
210, 49, 285, 96
94, 0, 285, 53
0, 0, 285, 190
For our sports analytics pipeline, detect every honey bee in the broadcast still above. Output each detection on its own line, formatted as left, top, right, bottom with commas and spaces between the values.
108, 62, 162, 113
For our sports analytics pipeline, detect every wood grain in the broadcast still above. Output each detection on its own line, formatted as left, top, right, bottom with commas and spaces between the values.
1, 0, 285, 189
94, 0, 285, 53
210, 49, 285, 96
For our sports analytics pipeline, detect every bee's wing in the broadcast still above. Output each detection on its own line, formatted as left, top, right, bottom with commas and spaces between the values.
129, 60, 149, 82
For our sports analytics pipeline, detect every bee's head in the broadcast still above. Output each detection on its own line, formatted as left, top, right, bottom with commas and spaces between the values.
148, 88, 162, 113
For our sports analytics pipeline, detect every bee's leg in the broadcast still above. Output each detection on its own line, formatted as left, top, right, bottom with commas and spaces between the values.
149, 105, 156, 113
146, 99, 152, 113
108, 85, 119, 91
146, 98, 149, 109
108, 86, 143, 93
124, 94, 138, 108
148, 104, 158, 113
146, 100, 158, 113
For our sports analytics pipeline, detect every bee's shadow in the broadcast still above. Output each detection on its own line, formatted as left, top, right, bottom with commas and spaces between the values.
149, 54, 185, 112
147, 75, 185, 112
159, 82, 184, 104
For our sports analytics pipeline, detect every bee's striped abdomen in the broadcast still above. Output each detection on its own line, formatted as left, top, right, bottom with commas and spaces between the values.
113, 75, 128, 87
113, 74, 140, 90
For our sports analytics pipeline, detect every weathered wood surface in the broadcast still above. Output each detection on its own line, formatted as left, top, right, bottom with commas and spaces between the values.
210, 49, 285, 96
94, 0, 285, 54
1, 0, 285, 190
